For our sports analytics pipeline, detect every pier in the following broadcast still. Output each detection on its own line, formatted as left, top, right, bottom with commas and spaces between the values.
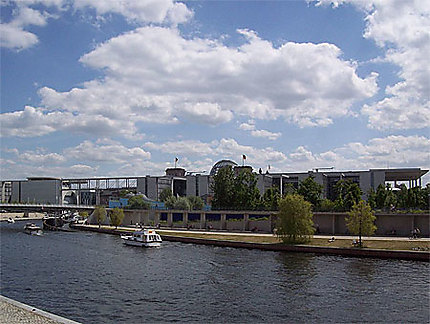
0, 295, 80, 324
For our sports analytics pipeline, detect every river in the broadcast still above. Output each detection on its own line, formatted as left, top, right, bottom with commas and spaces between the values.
1, 220, 429, 323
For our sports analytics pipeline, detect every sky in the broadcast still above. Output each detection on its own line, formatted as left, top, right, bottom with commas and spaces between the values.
1, 0, 429, 184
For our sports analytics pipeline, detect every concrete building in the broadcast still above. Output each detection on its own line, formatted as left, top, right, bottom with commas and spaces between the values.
2, 177, 62, 204
1, 161, 428, 206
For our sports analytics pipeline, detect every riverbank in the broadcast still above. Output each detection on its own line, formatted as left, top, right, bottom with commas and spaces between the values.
0, 295, 80, 324
70, 224, 430, 261
0, 212, 45, 222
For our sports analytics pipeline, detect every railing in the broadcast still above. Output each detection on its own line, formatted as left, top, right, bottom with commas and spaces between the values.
0, 203, 95, 209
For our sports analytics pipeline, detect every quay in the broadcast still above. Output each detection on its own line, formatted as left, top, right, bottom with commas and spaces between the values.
70, 224, 430, 262
0, 295, 80, 324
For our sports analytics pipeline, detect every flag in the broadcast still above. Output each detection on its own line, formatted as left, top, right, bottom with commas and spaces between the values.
175, 157, 179, 162
242, 154, 246, 160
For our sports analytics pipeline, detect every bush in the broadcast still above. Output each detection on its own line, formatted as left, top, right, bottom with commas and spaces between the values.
276, 194, 315, 244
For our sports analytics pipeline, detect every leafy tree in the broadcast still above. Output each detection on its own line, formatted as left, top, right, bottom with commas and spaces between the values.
128, 195, 151, 209
262, 186, 280, 211
334, 179, 362, 211
276, 194, 315, 244
110, 208, 124, 228
79, 211, 89, 219
232, 169, 261, 210
165, 196, 177, 209
93, 206, 107, 228
384, 188, 397, 211
173, 197, 191, 210
159, 187, 173, 202
395, 184, 408, 209
211, 166, 235, 210
119, 189, 132, 198
283, 183, 297, 196
297, 176, 323, 209
319, 199, 336, 212
375, 184, 387, 209
165, 196, 191, 210
346, 200, 376, 247
187, 196, 204, 210
367, 188, 376, 209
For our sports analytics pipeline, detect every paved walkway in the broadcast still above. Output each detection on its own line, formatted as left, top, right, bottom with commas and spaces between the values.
84, 224, 430, 242
0, 212, 45, 222
0, 296, 80, 324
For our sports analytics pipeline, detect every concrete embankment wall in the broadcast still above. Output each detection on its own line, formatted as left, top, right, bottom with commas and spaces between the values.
109, 210, 429, 237
70, 224, 429, 262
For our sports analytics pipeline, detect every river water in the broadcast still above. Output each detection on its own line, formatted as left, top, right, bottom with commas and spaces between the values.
1, 220, 429, 323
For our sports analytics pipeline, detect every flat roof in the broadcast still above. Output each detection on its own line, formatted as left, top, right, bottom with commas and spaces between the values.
375, 168, 429, 181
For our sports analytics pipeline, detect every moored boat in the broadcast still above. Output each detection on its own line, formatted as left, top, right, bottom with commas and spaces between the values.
7, 217, 15, 223
121, 228, 162, 247
24, 223, 43, 235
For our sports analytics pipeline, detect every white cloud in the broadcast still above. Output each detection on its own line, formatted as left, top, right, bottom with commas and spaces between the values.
36, 26, 377, 133
73, 0, 193, 25
292, 134, 430, 172
317, 0, 430, 130
64, 140, 151, 163
0, 106, 144, 139
0, 5, 50, 50
1, 0, 192, 50
239, 120, 281, 140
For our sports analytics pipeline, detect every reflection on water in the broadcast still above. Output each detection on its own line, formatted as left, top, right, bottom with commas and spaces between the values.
1, 221, 429, 323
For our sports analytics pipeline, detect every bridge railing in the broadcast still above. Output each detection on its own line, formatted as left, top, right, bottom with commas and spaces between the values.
0, 203, 95, 209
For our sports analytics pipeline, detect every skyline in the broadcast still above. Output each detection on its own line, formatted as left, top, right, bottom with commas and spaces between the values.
1, 0, 429, 184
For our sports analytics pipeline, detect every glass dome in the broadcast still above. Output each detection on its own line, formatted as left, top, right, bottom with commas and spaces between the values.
209, 160, 238, 176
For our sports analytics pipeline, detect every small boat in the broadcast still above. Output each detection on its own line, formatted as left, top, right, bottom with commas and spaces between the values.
7, 217, 15, 223
121, 228, 162, 247
24, 223, 43, 235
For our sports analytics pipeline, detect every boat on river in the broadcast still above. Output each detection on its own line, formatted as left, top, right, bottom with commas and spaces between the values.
24, 223, 43, 235
7, 217, 15, 223
120, 228, 162, 247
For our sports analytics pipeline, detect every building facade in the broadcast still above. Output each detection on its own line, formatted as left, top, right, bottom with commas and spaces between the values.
1, 161, 428, 206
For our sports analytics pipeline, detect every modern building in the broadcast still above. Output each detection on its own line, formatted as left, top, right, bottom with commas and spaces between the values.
1, 161, 428, 206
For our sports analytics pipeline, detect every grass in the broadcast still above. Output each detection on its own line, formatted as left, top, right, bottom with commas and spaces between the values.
156, 230, 430, 251
83, 225, 430, 252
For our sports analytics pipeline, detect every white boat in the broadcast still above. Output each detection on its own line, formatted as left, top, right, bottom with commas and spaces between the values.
24, 223, 43, 235
7, 217, 15, 223
121, 228, 162, 247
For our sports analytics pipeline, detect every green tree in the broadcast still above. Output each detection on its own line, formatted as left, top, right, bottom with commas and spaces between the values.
79, 211, 89, 219
262, 186, 280, 211
375, 184, 387, 209
346, 200, 376, 247
232, 169, 261, 210
173, 197, 191, 210
119, 189, 132, 198
159, 188, 173, 202
394, 184, 408, 209
187, 196, 204, 210
367, 188, 376, 209
110, 207, 124, 229
297, 176, 323, 209
165, 196, 177, 209
211, 166, 235, 210
334, 179, 362, 211
93, 206, 107, 228
319, 199, 336, 212
276, 194, 315, 244
128, 195, 151, 209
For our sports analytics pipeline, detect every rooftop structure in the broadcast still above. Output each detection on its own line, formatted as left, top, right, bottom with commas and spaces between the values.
1, 163, 428, 206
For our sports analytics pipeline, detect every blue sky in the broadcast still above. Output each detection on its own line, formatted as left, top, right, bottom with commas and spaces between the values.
1, 0, 429, 184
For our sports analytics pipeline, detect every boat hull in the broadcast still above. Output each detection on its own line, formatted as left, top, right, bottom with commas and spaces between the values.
122, 239, 161, 247
24, 229, 43, 235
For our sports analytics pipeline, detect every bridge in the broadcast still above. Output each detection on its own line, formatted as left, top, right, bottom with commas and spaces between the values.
0, 203, 95, 213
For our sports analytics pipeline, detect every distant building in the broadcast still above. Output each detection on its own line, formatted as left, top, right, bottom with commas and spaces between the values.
1, 161, 428, 206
